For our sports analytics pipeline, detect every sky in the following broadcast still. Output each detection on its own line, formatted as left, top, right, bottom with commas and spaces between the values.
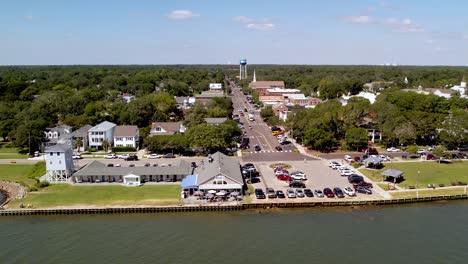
1, 0, 468, 65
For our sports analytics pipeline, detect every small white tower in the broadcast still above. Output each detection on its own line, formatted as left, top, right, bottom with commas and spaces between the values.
239, 59, 247, 80
461, 75, 466, 88
253, 69, 256, 82
45, 144, 73, 182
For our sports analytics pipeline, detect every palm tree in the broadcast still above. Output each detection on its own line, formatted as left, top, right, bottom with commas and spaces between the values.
74, 138, 83, 153
101, 139, 110, 153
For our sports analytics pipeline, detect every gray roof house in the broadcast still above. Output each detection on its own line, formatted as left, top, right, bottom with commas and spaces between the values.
204, 118, 228, 125
150, 122, 186, 136
73, 160, 193, 184
194, 152, 244, 191
88, 121, 116, 150
43, 125, 73, 148
71, 124, 92, 151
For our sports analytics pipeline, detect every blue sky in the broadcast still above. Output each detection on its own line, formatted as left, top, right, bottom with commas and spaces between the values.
1, 0, 467, 65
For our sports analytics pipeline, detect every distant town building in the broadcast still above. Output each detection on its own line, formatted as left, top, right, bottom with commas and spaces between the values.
174, 96, 196, 109
340, 92, 377, 106
209, 83, 223, 91
272, 104, 289, 121
122, 93, 135, 104
43, 125, 73, 148
150, 122, 186, 136
113, 125, 139, 149
71, 124, 92, 152
249, 81, 285, 95
88, 121, 116, 150
194, 90, 224, 104
204, 118, 228, 125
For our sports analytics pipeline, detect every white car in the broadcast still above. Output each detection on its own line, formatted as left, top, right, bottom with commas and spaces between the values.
105, 153, 116, 159
386, 147, 400, 152
147, 154, 163, 159
118, 153, 129, 159
379, 155, 390, 161
343, 187, 356, 196
290, 172, 307, 180
329, 161, 340, 168
287, 189, 296, 198
72, 154, 82, 159
336, 165, 348, 171
417, 149, 426, 154
344, 155, 353, 162
340, 169, 354, 176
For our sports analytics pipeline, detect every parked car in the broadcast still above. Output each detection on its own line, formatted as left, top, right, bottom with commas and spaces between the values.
340, 169, 354, 177
343, 187, 356, 196
386, 147, 400, 152
72, 154, 82, 159
314, 189, 324, 198
329, 161, 340, 169
125, 155, 138, 161
247, 177, 260, 184
275, 146, 283, 151
426, 154, 437, 160
333, 187, 345, 198
304, 189, 314, 197
353, 181, 373, 189
107, 163, 114, 167
276, 190, 286, 198
289, 181, 306, 188
118, 153, 130, 159
105, 153, 117, 159
163, 153, 176, 158
290, 171, 307, 180
348, 175, 364, 184
144, 163, 150, 167
287, 189, 296, 198
128, 164, 135, 167
266, 188, 277, 198
323, 188, 335, 198
417, 149, 426, 154
254, 188, 266, 199
344, 155, 353, 162
356, 186, 372, 194
147, 153, 162, 159
277, 174, 292, 181
295, 189, 305, 198
254, 145, 261, 152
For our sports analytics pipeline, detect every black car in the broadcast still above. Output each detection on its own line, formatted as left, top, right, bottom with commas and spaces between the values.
247, 177, 261, 184
323, 188, 335, 198
125, 155, 139, 161
275, 146, 283, 151
348, 174, 364, 184
289, 180, 306, 188
304, 188, 314, 197
333, 187, 345, 198
254, 188, 266, 199
128, 164, 135, 167
276, 190, 286, 198
254, 145, 261, 152
144, 163, 150, 167
107, 163, 114, 167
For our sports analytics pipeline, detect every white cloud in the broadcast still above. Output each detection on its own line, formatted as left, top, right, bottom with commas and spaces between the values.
379, 2, 397, 9
343, 15, 377, 24
393, 25, 425, 33
167, 10, 199, 20
424, 39, 434, 44
402, 19, 412, 25
24, 15, 33, 20
245, 23, 275, 31
232, 16, 254, 23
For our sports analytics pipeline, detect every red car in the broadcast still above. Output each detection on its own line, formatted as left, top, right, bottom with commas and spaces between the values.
277, 174, 292, 181
274, 166, 284, 173
323, 188, 335, 198
353, 181, 373, 189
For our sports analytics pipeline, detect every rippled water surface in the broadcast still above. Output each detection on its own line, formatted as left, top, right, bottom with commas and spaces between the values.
1, 201, 468, 264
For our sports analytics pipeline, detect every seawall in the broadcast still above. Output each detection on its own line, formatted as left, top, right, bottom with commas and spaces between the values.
1, 194, 467, 216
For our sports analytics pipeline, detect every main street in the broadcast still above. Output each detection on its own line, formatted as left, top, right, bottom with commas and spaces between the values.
230, 85, 315, 162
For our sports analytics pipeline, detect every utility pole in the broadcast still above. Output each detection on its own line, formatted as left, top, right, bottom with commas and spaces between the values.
28, 132, 31, 156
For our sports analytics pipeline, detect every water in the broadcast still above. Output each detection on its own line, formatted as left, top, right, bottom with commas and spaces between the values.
0, 191, 5, 205
1, 201, 468, 264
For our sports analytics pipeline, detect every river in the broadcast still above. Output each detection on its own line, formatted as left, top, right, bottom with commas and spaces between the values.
1, 201, 468, 263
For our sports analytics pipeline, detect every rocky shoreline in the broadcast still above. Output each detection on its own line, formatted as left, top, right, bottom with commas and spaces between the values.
0, 181, 27, 207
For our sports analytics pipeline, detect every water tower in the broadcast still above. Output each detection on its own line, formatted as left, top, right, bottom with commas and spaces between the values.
239, 59, 247, 80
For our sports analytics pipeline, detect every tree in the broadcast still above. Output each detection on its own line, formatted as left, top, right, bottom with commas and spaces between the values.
144, 135, 189, 153
303, 128, 337, 151
74, 138, 83, 152
345, 127, 368, 151
101, 140, 110, 152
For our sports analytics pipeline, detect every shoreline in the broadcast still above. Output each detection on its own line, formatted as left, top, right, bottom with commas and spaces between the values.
1, 193, 467, 216
0, 189, 8, 207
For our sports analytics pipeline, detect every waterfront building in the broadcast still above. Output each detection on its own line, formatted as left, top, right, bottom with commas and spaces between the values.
113, 125, 139, 149
44, 144, 74, 182
71, 124, 92, 152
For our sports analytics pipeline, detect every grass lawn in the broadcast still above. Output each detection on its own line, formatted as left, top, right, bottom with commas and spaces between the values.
360, 161, 468, 189
0, 147, 28, 159
390, 187, 468, 199
8, 184, 182, 209
0, 164, 37, 187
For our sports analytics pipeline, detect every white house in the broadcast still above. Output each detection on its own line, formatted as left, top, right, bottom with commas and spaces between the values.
88, 121, 116, 150
45, 144, 74, 182
149, 122, 186, 136
113, 125, 139, 149
209, 83, 223, 91
450, 76, 467, 98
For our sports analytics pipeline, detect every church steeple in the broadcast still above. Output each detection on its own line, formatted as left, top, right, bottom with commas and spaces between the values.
253, 69, 256, 82
461, 75, 466, 88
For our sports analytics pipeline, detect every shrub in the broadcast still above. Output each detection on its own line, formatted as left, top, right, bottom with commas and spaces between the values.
36, 181, 50, 188
28, 187, 38, 192
111, 146, 137, 152
86, 147, 97, 152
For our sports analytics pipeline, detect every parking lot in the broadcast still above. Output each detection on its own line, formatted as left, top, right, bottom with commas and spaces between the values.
246, 159, 385, 202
